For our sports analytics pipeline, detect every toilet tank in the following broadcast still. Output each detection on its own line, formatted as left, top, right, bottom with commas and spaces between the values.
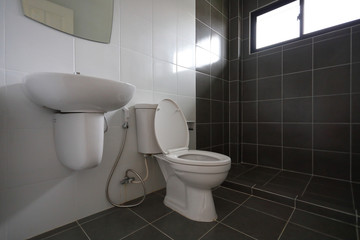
134, 104, 162, 154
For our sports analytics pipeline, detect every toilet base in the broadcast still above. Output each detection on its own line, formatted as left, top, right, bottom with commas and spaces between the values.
164, 185, 217, 222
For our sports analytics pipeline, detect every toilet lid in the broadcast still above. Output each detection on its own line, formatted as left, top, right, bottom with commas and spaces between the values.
154, 99, 189, 154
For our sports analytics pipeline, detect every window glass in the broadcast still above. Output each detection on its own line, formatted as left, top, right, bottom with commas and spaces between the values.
304, 0, 360, 34
256, 0, 300, 49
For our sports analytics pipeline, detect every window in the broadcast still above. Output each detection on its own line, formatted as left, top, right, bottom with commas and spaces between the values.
250, 0, 360, 53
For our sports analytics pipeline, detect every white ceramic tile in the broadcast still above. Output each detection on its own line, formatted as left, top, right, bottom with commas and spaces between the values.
120, 0, 152, 22
153, 59, 178, 94
153, 92, 177, 104
5, 70, 54, 130
127, 89, 154, 107
5, 0, 74, 73
5, 176, 77, 240
120, 48, 153, 90
120, 2, 152, 56
177, 38, 196, 70
177, 0, 195, 17
75, 39, 120, 81
176, 96, 196, 121
7, 128, 71, 188
152, 0, 177, 64
177, 11, 195, 44
110, 0, 121, 46
0, 0, 5, 69
177, 66, 195, 97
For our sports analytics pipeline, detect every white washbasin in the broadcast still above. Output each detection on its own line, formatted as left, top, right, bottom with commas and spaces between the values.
23, 72, 135, 112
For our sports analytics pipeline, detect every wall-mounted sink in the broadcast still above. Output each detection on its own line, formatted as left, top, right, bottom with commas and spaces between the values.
23, 72, 135, 112
22, 72, 136, 171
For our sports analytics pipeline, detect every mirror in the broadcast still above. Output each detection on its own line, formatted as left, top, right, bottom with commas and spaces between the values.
22, 0, 114, 43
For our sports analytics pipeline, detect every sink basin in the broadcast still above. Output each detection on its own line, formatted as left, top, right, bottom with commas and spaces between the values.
23, 72, 136, 112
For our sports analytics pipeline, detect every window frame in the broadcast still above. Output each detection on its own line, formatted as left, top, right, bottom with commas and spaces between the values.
250, 0, 360, 53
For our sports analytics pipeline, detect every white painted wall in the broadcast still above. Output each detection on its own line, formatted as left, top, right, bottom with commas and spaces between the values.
0, 0, 196, 239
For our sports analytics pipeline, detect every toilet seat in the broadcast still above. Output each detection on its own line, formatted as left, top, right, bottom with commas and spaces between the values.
167, 149, 230, 166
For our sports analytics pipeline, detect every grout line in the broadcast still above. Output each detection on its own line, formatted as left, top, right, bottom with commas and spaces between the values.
198, 222, 220, 240
277, 207, 296, 240
350, 26, 353, 183
311, 37, 315, 176
281, 45, 284, 170
119, 224, 150, 240
218, 222, 258, 240
289, 221, 345, 240
213, 195, 245, 206
76, 221, 91, 240
301, 175, 313, 197
263, 170, 282, 186
355, 210, 359, 240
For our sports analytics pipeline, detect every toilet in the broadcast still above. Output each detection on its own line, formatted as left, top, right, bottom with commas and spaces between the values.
134, 99, 231, 222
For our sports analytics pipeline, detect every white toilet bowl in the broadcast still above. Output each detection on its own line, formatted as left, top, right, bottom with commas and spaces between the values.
135, 99, 231, 222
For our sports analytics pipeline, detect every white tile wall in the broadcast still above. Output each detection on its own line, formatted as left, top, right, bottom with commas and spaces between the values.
0, 0, 5, 69
1, 0, 196, 239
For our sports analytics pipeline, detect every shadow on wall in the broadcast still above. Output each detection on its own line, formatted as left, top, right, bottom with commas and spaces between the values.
0, 83, 165, 239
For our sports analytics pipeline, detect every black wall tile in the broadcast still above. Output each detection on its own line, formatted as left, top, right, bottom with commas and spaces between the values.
314, 65, 350, 95
243, 123, 257, 143
196, 124, 211, 149
283, 98, 312, 123
211, 77, 224, 101
283, 148, 312, 174
230, 102, 239, 122
353, 63, 360, 93
352, 94, 360, 123
314, 151, 350, 180
242, 80, 257, 101
258, 76, 281, 100
212, 123, 224, 146
314, 95, 350, 123
211, 0, 223, 12
314, 35, 351, 68
211, 7, 224, 36
258, 52, 282, 78
242, 144, 257, 164
196, 99, 211, 123
258, 145, 282, 168
230, 38, 240, 60
258, 123, 281, 145
243, 58, 257, 80
314, 124, 350, 152
242, 0, 257, 18
230, 123, 239, 143
283, 71, 312, 98
258, 100, 281, 122
229, 17, 240, 40
353, 30, 360, 62
211, 100, 224, 123
230, 59, 240, 80
352, 154, 360, 182
283, 45, 312, 74
229, 0, 239, 19
242, 18, 249, 40
196, 20, 211, 51
230, 81, 239, 101
196, 0, 211, 26
283, 124, 312, 149
353, 124, 360, 154
242, 102, 257, 122
196, 72, 211, 99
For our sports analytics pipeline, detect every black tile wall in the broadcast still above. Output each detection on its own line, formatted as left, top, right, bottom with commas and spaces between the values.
196, 0, 231, 155
195, 0, 360, 181
236, 0, 360, 181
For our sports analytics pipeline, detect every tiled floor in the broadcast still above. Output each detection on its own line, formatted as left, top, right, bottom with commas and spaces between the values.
29, 186, 359, 240
224, 163, 360, 225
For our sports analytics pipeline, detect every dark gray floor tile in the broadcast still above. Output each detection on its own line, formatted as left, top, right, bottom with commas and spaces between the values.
226, 164, 255, 180
42, 227, 88, 240
290, 210, 357, 240
152, 212, 216, 240
28, 223, 78, 240
128, 192, 172, 222
222, 205, 287, 240
299, 177, 354, 213
280, 223, 337, 240
200, 223, 254, 240
212, 187, 249, 204
258, 171, 311, 198
81, 208, 147, 240
213, 196, 238, 221
122, 225, 171, 240
352, 183, 360, 210
234, 166, 280, 186
243, 196, 293, 221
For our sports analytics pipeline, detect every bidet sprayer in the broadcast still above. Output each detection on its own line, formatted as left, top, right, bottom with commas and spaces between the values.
122, 107, 130, 129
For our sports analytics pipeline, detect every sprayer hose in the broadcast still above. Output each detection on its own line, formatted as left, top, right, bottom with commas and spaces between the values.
105, 128, 146, 208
